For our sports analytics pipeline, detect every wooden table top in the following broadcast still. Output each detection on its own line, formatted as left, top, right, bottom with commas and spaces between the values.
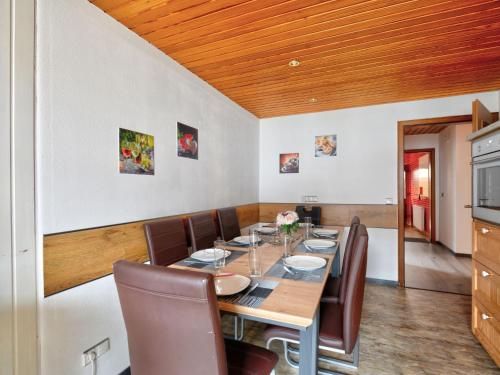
170, 226, 344, 328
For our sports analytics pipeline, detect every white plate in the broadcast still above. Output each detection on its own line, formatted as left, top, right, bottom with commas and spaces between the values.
284, 255, 326, 271
303, 239, 336, 249
313, 229, 338, 236
256, 227, 277, 234
190, 249, 231, 262
214, 274, 251, 296
233, 235, 261, 244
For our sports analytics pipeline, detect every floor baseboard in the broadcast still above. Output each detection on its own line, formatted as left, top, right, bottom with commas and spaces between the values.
435, 241, 472, 258
366, 278, 398, 287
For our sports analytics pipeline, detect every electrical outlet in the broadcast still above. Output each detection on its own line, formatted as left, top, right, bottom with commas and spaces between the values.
82, 338, 110, 367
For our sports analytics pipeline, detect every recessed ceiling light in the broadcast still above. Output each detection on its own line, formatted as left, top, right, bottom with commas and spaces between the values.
288, 59, 300, 67
309, 98, 318, 103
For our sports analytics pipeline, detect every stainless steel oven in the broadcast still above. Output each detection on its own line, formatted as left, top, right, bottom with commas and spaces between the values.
472, 129, 500, 224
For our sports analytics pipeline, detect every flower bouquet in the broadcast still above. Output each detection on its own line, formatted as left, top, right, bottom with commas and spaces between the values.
276, 211, 299, 235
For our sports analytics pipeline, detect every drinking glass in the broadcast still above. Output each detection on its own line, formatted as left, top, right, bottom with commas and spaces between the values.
248, 247, 261, 277
247, 229, 261, 277
213, 240, 226, 274
304, 222, 313, 239
248, 228, 260, 247
283, 234, 293, 259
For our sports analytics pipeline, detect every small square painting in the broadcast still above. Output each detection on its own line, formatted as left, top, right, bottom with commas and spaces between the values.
280, 153, 299, 174
177, 122, 198, 159
119, 128, 154, 175
315, 135, 337, 157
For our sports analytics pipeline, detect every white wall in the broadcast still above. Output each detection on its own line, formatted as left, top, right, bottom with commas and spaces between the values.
37, 0, 259, 374
38, 0, 259, 235
259, 93, 497, 204
260, 92, 498, 280
404, 134, 440, 240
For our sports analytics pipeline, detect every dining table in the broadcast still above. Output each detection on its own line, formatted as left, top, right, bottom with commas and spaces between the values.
169, 225, 344, 375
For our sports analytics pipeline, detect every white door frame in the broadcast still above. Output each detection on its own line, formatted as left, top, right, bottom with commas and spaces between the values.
0, 0, 38, 373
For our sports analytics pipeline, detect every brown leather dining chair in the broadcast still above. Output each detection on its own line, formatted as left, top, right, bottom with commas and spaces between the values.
187, 212, 218, 252
296, 205, 322, 226
322, 216, 361, 303
264, 225, 369, 374
217, 207, 241, 241
143, 218, 189, 266
114, 260, 278, 375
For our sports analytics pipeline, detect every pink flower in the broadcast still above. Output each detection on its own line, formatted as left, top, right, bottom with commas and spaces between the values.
276, 211, 299, 226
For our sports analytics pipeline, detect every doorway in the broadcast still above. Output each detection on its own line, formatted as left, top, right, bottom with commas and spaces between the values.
404, 149, 435, 243
398, 116, 473, 295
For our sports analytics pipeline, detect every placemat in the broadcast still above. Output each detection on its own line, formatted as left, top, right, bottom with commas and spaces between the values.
296, 242, 338, 254
218, 279, 278, 308
225, 240, 264, 248
264, 257, 328, 283
175, 249, 246, 270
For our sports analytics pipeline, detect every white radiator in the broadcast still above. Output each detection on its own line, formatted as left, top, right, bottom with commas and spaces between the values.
412, 205, 425, 232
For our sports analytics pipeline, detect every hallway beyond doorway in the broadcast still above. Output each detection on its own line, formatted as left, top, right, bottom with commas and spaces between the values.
405, 241, 471, 295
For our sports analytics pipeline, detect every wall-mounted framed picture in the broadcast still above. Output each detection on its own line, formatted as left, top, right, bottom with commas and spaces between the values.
177, 122, 198, 160
315, 135, 337, 157
280, 153, 299, 173
119, 128, 154, 175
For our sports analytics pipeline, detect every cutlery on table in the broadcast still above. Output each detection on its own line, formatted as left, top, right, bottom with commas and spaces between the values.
183, 260, 206, 264
283, 265, 296, 275
313, 233, 336, 239
240, 282, 259, 300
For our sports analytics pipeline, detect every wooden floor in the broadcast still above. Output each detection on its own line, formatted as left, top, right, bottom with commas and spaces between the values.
405, 225, 429, 241
225, 284, 499, 374
405, 241, 471, 295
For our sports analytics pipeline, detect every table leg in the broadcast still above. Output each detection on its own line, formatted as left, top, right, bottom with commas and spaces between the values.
299, 308, 319, 375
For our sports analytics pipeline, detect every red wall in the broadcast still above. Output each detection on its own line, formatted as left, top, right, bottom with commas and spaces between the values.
404, 152, 431, 235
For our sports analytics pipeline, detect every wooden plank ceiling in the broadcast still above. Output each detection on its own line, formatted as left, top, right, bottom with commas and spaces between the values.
90, 0, 500, 118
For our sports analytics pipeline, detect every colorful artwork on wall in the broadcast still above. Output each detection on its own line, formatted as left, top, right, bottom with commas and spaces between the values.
280, 153, 299, 174
119, 128, 154, 175
315, 135, 337, 157
177, 122, 198, 159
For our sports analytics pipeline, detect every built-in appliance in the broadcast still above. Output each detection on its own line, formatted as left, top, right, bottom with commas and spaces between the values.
472, 126, 500, 225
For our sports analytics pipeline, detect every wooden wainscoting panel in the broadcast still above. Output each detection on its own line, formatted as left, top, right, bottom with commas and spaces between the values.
259, 203, 397, 229
44, 203, 259, 296
259, 203, 296, 223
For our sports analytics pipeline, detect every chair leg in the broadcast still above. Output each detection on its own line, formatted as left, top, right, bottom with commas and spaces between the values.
283, 341, 299, 369
284, 338, 360, 374
233, 316, 245, 341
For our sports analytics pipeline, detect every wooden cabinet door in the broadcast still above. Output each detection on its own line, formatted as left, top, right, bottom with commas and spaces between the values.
472, 99, 499, 132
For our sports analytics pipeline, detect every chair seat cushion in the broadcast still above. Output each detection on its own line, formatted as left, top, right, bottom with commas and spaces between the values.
225, 339, 278, 375
321, 275, 341, 303
263, 302, 344, 351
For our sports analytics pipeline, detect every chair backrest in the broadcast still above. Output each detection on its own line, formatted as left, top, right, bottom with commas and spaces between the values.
295, 206, 321, 226
144, 218, 189, 266
114, 260, 228, 375
217, 207, 241, 241
342, 224, 368, 354
188, 212, 218, 252
338, 216, 361, 304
